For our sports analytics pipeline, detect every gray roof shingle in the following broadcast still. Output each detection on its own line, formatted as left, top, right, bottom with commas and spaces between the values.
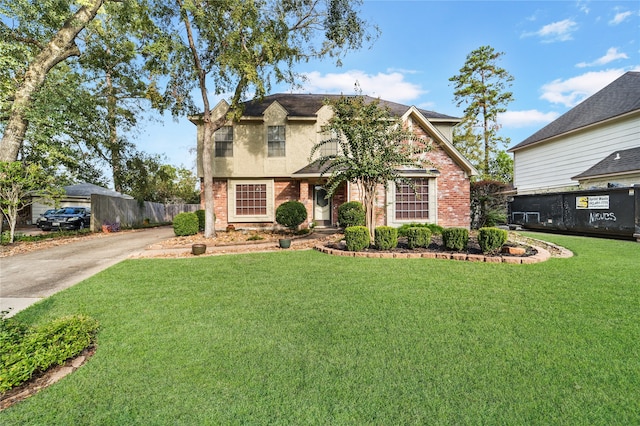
510, 71, 640, 151
241, 93, 459, 121
572, 146, 640, 179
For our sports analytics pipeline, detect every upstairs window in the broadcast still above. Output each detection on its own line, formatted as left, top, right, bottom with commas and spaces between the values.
214, 126, 233, 157
267, 125, 286, 157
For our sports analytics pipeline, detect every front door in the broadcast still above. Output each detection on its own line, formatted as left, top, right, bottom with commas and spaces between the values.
314, 186, 331, 226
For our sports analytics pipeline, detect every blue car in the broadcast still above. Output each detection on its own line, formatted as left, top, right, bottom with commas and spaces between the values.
40, 207, 91, 231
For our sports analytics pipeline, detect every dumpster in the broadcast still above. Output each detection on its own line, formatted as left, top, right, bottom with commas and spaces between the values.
509, 185, 640, 240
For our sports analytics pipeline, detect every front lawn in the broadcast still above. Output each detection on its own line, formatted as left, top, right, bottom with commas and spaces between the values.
2, 233, 639, 424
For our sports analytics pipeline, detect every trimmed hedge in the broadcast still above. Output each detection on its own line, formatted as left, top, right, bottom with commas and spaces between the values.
375, 226, 398, 250
276, 201, 307, 230
396, 222, 443, 237
442, 227, 469, 251
338, 201, 366, 228
173, 212, 199, 236
345, 226, 370, 251
406, 227, 432, 249
0, 315, 99, 392
478, 227, 508, 254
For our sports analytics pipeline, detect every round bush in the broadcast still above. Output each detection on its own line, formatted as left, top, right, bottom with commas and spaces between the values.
344, 226, 370, 251
442, 227, 469, 251
338, 201, 365, 228
173, 212, 199, 236
374, 226, 398, 250
275, 201, 307, 230
406, 227, 432, 249
478, 227, 508, 254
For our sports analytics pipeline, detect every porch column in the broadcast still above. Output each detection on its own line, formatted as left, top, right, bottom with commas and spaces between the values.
299, 180, 312, 228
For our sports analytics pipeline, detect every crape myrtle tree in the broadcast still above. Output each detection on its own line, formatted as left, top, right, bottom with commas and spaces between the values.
0, 161, 63, 243
145, 0, 378, 238
449, 45, 514, 180
311, 93, 431, 240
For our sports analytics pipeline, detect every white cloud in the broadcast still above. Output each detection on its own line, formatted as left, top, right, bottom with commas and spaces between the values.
498, 110, 560, 128
576, 47, 629, 67
609, 11, 633, 25
540, 69, 628, 107
522, 18, 578, 42
298, 70, 426, 104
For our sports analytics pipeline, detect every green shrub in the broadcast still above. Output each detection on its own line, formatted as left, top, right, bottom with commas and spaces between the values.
344, 226, 370, 251
275, 201, 307, 230
195, 209, 206, 231
338, 201, 365, 228
478, 227, 508, 254
173, 212, 199, 236
374, 226, 398, 250
442, 227, 469, 251
0, 315, 99, 393
406, 227, 432, 249
396, 223, 443, 237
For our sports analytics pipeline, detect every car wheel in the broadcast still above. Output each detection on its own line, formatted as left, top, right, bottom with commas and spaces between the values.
78, 222, 84, 230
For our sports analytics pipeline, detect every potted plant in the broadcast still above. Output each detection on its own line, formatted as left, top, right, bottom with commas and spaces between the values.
275, 201, 307, 249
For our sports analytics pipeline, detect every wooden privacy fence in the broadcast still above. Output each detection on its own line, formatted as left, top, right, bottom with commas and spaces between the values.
90, 194, 200, 232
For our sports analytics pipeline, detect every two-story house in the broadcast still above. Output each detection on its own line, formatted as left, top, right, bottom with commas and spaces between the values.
191, 94, 478, 231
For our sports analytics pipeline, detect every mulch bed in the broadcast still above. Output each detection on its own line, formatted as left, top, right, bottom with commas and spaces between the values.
325, 235, 537, 257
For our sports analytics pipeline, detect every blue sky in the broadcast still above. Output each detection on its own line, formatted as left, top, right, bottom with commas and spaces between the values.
139, 0, 639, 171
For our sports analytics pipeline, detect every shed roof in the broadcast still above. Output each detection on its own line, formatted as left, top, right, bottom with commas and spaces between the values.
64, 182, 132, 199
510, 72, 640, 152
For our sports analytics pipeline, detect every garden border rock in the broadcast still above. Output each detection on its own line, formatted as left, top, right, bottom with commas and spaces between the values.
315, 243, 552, 264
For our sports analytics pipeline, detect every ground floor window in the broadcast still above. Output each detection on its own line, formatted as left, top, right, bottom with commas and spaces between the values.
395, 178, 430, 220
235, 184, 267, 216
386, 177, 436, 227
228, 180, 274, 222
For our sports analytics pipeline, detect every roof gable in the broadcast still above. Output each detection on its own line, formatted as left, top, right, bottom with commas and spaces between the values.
572, 146, 640, 180
510, 71, 640, 151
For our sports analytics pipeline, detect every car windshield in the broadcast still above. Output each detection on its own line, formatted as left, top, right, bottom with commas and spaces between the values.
58, 208, 84, 214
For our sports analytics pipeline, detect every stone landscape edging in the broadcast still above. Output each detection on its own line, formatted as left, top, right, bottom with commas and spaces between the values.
314, 244, 551, 264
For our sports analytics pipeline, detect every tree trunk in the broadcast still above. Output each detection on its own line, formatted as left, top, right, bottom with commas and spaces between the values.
0, 0, 105, 162
106, 68, 122, 192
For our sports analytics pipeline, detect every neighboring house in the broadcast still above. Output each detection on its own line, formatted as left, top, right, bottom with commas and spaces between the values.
508, 71, 640, 195
191, 94, 478, 231
572, 146, 640, 188
30, 182, 132, 225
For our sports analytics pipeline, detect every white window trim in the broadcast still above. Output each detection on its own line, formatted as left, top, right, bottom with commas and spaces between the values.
228, 179, 274, 223
386, 176, 437, 227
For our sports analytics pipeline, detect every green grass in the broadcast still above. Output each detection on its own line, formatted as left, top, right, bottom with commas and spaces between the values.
2, 233, 639, 424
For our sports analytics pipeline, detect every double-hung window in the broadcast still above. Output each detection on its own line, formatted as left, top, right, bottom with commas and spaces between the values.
214, 126, 233, 157
267, 125, 286, 157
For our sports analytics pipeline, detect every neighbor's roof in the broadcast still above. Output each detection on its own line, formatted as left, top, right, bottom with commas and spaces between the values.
64, 182, 133, 199
239, 93, 459, 121
572, 146, 640, 180
509, 71, 640, 152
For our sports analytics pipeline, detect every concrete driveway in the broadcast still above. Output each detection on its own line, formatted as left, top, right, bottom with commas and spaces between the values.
0, 227, 174, 316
